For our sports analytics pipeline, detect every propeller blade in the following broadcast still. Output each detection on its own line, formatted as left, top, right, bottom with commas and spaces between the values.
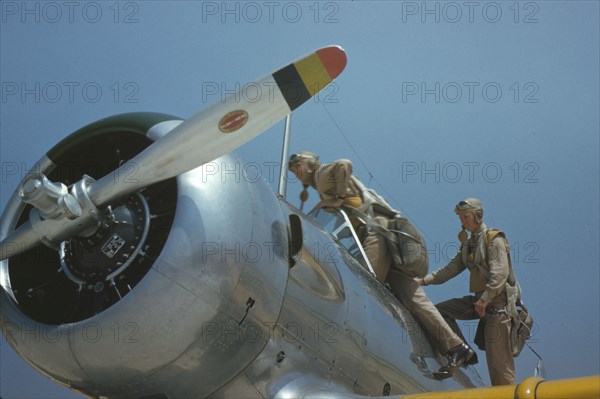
0, 46, 347, 260
88, 45, 347, 206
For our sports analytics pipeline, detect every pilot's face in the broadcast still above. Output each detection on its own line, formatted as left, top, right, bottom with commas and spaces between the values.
290, 161, 311, 185
458, 210, 480, 232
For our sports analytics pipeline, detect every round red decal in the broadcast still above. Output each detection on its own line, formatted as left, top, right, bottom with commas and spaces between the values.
218, 110, 249, 133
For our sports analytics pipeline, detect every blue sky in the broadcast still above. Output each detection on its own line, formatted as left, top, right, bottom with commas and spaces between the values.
1, 1, 598, 397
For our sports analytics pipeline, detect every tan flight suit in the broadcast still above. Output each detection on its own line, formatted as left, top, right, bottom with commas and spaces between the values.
311, 160, 464, 354
423, 223, 516, 386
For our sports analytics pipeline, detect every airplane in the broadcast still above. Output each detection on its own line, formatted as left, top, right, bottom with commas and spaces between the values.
0, 45, 598, 398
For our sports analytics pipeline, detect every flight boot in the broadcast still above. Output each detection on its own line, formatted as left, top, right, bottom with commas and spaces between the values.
438, 343, 475, 375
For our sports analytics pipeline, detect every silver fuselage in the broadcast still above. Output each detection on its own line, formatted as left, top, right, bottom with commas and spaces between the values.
1, 115, 479, 398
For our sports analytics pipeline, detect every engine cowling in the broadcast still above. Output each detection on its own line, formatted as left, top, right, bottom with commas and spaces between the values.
0, 113, 290, 398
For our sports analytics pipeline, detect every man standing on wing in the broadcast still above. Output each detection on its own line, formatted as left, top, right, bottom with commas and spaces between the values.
419, 198, 516, 386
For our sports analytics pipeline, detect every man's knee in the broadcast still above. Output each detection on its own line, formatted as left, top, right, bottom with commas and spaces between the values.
435, 300, 455, 319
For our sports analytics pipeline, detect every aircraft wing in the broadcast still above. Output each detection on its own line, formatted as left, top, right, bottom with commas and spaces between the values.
263, 375, 599, 398
398, 375, 600, 399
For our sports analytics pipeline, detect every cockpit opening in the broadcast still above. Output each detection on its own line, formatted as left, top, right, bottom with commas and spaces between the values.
309, 207, 376, 278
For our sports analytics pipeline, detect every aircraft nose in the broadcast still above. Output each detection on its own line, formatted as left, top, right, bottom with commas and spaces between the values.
0, 154, 290, 398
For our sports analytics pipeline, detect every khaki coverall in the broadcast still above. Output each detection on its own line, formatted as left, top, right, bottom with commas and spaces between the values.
311, 160, 464, 355
423, 223, 516, 386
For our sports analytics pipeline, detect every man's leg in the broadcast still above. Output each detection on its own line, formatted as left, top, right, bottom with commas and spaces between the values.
361, 216, 391, 283
484, 294, 515, 386
387, 269, 463, 354
436, 295, 479, 342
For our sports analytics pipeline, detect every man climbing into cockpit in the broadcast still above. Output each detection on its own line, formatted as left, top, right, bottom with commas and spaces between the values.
288, 151, 475, 375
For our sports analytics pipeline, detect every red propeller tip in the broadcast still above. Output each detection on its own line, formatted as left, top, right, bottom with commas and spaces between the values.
317, 46, 347, 80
